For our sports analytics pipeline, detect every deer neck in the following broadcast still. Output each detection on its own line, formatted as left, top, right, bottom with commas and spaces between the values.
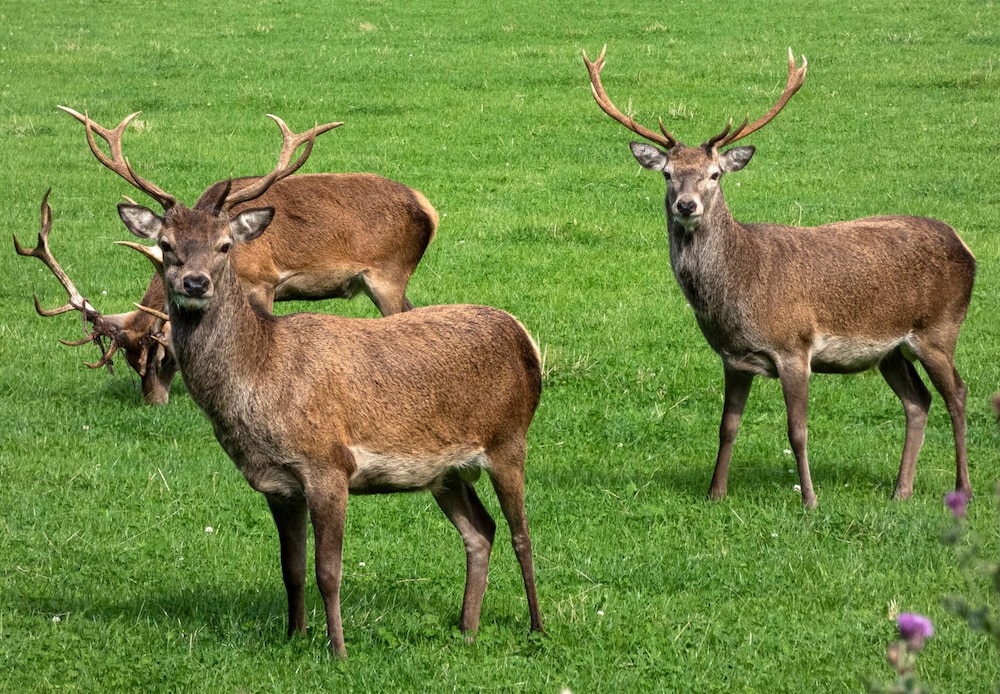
666, 191, 753, 324
166, 263, 272, 410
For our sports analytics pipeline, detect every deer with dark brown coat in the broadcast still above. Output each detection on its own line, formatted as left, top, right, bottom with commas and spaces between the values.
584, 46, 976, 508
16, 107, 438, 406
93, 116, 543, 656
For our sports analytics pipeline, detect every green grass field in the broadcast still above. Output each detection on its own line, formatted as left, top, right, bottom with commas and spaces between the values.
2, 0, 999, 690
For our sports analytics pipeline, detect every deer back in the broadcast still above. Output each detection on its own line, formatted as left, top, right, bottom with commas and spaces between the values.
195, 173, 438, 304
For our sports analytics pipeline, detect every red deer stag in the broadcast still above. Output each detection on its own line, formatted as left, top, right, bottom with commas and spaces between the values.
583, 46, 975, 508
17, 106, 438, 405
100, 119, 543, 655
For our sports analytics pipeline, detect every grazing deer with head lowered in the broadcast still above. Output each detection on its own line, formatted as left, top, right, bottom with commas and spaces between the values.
91, 116, 543, 656
15, 107, 438, 405
583, 46, 976, 508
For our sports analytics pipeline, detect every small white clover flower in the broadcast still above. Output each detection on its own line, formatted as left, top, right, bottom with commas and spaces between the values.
793, 484, 802, 493
205, 526, 214, 533
597, 610, 605, 617
52, 615, 61, 623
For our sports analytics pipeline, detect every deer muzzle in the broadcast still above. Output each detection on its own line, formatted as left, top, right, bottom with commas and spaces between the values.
174, 273, 213, 309
671, 196, 704, 233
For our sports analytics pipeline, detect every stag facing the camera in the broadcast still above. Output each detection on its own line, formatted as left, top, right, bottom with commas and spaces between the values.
583, 46, 975, 508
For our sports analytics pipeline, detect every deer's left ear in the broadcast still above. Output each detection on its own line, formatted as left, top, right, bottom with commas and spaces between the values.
720, 146, 755, 173
230, 207, 274, 243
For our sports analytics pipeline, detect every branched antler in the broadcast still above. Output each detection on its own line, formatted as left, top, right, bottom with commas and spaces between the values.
705, 48, 808, 149
222, 115, 344, 207
14, 190, 121, 371
582, 45, 678, 149
57, 106, 177, 210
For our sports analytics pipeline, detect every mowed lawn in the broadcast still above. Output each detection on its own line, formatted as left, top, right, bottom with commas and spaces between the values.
1, 0, 999, 691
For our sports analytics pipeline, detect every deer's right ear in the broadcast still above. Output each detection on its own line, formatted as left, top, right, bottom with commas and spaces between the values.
118, 203, 164, 240
230, 207, 275, 243
629, 141, 669, 171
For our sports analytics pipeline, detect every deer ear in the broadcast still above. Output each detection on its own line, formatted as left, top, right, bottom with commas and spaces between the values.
720, 146, 755, 173
118, 203, 163, 239
230, 207, 274, 243
630, 141, 669, 171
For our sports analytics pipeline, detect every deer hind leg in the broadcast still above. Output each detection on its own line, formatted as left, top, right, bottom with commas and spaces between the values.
432, 473, 497, 639
878, 350, 932, 500
708, 367, 754, 502
361, 270, 414, 316
306, 468, 351, 657
778, 359, 817, 508
915, 342, 971, 497
486, 442, 543, 634
265, 493, 310, 637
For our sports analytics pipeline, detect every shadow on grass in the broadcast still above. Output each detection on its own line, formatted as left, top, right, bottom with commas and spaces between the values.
17, 568, 514, 650
536, 449, 897, 505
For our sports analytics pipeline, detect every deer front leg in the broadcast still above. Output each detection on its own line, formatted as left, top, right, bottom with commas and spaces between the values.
432, 475, 496, 639
777, 360, 816, 508
708, 367, 754, 501
307, 471, 350, 657
265, 493, 309, 637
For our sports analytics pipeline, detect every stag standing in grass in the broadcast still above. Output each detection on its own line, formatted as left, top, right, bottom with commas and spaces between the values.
81, 114, 543, 656
15, 107, 438, 405
583, 46, 975, 508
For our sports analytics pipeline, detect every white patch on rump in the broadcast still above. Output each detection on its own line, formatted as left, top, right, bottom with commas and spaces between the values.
347, 446, 491, 493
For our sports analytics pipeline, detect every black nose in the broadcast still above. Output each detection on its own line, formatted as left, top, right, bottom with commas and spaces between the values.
183, 274, 211, 297
676, 199, 698, 216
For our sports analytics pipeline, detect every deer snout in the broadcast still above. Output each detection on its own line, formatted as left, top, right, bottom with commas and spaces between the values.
182, 273, 212, 298
675, 198, 699, 217
671, 196, 704, 232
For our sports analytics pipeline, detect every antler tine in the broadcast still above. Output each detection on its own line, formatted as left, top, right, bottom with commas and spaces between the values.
709, 48, 808, 149
582, 45, 678, 150
13, 189, 99, 320
57, 105, 177, 210
223, 114, 344, 208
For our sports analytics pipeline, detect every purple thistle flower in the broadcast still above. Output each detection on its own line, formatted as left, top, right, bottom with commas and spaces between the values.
898, 612, 933, 652
945, 490, 969, 519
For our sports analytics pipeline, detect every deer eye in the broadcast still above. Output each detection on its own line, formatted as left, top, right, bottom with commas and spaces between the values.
158, 239, 173, 254
663, 171, 672, 181
709, 171, 721, 181
219, 241, 232, 254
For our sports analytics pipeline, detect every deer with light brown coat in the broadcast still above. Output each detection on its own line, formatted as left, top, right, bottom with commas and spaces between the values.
15, 107, 438, 405
584, 46, 976, 508
69, 113, 544, 656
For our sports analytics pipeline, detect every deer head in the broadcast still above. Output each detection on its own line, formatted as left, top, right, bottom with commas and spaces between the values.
582, 46, 807, 233
117, 184, 274, 312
